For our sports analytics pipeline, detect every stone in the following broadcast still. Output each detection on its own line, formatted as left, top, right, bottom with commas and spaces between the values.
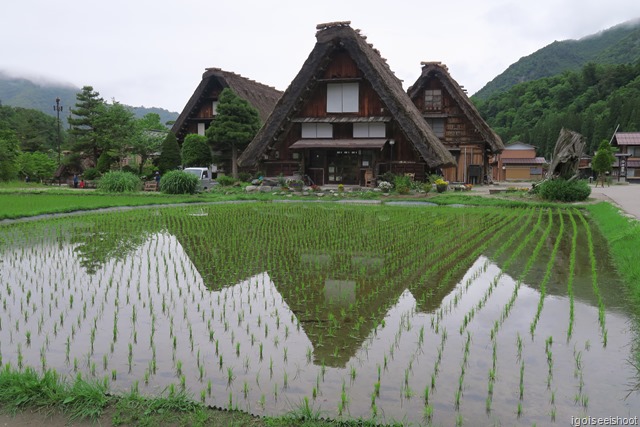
244, 185, 258, 192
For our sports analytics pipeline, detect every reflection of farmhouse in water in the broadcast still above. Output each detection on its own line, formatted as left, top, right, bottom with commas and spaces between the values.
65, 205, 626, 369
168, 208, 478, 367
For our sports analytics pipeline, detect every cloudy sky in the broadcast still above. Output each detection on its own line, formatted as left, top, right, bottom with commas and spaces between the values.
3, 0, 640, 112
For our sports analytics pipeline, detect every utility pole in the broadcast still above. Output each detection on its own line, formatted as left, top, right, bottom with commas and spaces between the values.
54, 97, 63, 165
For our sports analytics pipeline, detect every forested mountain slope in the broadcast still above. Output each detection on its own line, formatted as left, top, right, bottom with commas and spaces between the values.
476, 62, 640, 157
474, 19, 640, 100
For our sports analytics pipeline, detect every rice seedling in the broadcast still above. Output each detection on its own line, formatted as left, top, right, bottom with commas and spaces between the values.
0, 203, 630, 426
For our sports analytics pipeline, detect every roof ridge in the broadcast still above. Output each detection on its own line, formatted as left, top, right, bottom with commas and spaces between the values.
204, 67, 279, 91
316, 21, 351, 31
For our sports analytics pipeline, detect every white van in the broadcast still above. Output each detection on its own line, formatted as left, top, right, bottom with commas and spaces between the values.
183, 166, 217, 190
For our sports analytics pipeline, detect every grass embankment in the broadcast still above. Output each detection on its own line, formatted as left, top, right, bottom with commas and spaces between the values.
0, 188, 276, 220
0, 366, 391, 427
1, 182, 563, 221
586, 202, 640, 303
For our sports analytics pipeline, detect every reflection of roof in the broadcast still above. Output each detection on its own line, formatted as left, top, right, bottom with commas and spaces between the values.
614, 132, 640, 145
502, 157, 547, 165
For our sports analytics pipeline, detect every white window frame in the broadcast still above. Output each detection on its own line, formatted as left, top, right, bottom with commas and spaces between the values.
353, 123, 386, 138
301, 123, 333, 138
212, 101, 218, 115
197, 122, 206, 136
327, 83, 359, 113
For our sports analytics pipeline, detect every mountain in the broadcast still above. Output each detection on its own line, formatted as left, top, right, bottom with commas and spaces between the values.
0, 72, 179, 126
474, 18, 640, 100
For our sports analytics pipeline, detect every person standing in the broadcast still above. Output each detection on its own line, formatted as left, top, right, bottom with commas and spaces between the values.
154, 171, 161, 190
73, 174, 79, 188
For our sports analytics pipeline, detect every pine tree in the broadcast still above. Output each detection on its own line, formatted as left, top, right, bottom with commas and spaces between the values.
206, 89, 260, 178
68, 86, 105, 165
157, 132, 181, 174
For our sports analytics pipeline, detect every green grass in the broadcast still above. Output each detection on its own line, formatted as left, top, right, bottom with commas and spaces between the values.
0, 365, 401, 427
585, 202, 640, 303
0, 189, 278, 220
0, 184, 569, 221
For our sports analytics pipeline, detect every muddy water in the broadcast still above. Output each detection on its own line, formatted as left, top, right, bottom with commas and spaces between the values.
0, 205, 638, 426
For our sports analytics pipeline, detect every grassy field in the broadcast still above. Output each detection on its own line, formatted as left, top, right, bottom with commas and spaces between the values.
0, 183, 564, 220
586, 202, 640, 303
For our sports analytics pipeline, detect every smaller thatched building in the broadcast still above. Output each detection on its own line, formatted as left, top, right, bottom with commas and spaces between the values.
171, 68, 282, 145
407, 62, 504, 184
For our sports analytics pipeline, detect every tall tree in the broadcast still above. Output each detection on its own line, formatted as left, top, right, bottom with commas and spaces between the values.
0, 128, 20, 181
592, 139, 616, 186
131, 113, 166, 174
17, 151, 56, 181
96, 101, 137, 165
157, 132, 181, 174
206, 89, 260, 178
181, 134, 212, 167
68, 86, 105, 165
0, 105, 59, 153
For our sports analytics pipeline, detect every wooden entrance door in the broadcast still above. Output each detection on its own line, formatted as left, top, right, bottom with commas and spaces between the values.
327, 150, 359, 185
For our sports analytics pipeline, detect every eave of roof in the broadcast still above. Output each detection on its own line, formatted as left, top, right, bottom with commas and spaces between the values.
614, 132, 640, 145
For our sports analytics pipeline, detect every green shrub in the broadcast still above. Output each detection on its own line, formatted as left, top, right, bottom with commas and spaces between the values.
217, 175, 237, 186
238, 172, 252, 183
160, 170, 199, 194
83, 167, 101, 180
96, 152, 116, 173
121, 165, 138, 175
538, 178, 591, 202
394, 175, 411, 195
380, 171, 396, 184
97, 171, 141, 193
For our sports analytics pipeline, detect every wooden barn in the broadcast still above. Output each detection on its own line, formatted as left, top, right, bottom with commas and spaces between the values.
407, 62, 504, 184
171, 68, 282, 145
237, 21, 455, 186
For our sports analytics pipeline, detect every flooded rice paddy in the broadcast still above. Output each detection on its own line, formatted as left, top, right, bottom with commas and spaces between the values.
0, 203, 638, 426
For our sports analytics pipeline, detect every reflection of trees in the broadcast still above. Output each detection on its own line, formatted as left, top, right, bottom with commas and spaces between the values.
70, 215, 158, 275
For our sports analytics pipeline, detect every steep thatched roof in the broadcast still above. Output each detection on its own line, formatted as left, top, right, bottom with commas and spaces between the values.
238, 22, 455, 168
408, 62, 504, 153
171, 68, 282, 141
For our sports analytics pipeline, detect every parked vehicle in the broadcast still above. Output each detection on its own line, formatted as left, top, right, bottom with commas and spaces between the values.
183, 166, 218, 190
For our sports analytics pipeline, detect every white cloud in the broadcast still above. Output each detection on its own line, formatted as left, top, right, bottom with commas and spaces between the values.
2, 0, 639, 111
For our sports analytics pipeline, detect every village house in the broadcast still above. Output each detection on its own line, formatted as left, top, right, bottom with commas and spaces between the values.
171, 68, 282, 146
493, 142, 547, 181
611, 132, 640, 182
407, 62, 504, 184
237, 21, 455, 186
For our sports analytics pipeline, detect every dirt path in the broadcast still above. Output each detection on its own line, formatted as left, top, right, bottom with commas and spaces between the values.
0, 409, 114, 427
